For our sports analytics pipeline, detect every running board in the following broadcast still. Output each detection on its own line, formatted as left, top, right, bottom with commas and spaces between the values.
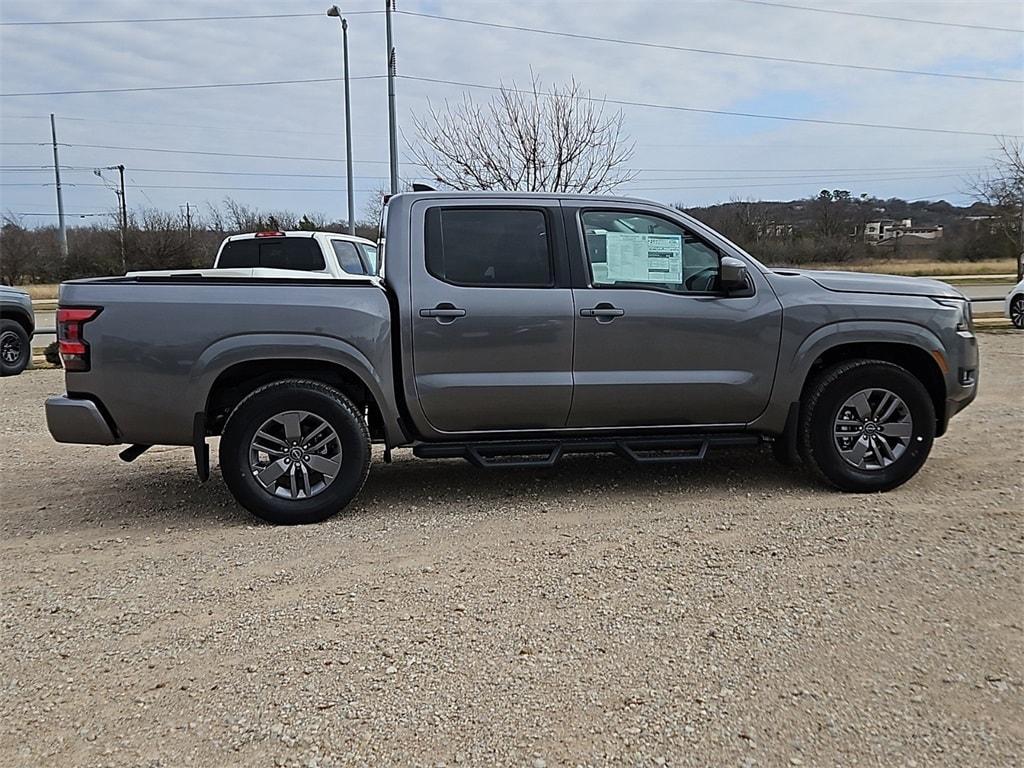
413, 434, 761, 468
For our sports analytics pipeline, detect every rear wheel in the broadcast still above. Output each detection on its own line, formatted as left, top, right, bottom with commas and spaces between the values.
220, 379, 371, 524
0, 320, 30, 376
798, 360, 935, 492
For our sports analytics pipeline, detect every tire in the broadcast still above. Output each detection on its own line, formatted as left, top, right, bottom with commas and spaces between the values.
1011, 295, 1024, 330
798, 360, 935, 493
220, 379, 371, 525
0, 319, 31, 376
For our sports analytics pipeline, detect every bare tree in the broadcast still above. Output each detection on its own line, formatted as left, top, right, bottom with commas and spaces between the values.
0, 216, 40, 285
409, 75, 636, 193
967, 137, 1024, 280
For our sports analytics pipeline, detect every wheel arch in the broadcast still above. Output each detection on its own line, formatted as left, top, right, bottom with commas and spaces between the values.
189, 333, 407, 448
0, 306, 34, 334
800, 341, 947, 436
205, 358, 394, 444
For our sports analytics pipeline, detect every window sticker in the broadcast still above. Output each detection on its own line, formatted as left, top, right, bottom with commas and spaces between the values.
603, 233, 683, 284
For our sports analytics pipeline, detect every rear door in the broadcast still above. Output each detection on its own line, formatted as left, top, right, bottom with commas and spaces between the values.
565, 203, 783, 427
409, 199, 574, 434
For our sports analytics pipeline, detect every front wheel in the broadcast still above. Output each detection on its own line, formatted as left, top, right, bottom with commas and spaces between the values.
798, 360, 935, 493
1011, 294, 1024, 329
220, 379, 371, 524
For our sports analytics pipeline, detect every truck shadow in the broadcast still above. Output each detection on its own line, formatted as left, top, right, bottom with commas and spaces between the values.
53, 445, 815, 531
349, 446, 816, 518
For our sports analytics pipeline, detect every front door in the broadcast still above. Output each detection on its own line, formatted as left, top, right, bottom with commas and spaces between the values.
410, 202, 575, 434
567, 206, 783, 428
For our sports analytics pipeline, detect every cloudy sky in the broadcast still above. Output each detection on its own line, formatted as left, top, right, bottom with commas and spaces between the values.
1, 0, 1022, 228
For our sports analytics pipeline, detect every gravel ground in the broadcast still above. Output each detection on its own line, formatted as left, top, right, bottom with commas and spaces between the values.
1, 333, 1021, 768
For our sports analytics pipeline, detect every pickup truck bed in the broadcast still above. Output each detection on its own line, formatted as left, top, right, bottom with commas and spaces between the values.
50, 276, 402, 447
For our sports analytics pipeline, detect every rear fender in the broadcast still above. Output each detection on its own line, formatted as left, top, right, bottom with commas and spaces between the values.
190, 333, 405, 446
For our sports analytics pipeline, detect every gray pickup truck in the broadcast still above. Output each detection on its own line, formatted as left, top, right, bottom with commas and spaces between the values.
46, 192, 978, 524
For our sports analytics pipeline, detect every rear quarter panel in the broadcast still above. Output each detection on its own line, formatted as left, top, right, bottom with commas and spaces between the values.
59, 280, 400, 445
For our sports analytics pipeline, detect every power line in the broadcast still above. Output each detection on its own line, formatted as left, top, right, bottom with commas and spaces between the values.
0, 161, 985, 177
730, 0, 1024, 34
51, 142, 402, 165
621, 172, 970, 192
401, 75, 1024, 138
7, 212, 111, 217
398, 9, 1022, 84
0, 169, 978, 186
1, 181, 391, 193
0, 75, 386, 98
1, 166, 390, 180
0, 11, 381, 26
0, 113, 379, 139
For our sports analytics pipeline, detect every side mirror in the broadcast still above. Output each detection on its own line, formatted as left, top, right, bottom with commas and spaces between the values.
719, 256, 750, 293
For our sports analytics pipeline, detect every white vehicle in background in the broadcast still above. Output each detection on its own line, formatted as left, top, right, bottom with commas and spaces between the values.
1005, 277, 1024, 329
127, 231, 379, 281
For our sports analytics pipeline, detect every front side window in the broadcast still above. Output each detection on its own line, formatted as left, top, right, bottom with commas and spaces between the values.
425, 207, 552, 287
331, 240, 368, 275
581, 211, 720, 293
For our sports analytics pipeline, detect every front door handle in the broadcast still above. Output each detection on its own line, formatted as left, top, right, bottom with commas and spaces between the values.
580, 304, 625, 320
419, 303, 467, 322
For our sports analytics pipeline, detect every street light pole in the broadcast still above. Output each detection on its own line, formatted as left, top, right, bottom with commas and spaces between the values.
385, 0, 398, 195
327, 5, 356, 234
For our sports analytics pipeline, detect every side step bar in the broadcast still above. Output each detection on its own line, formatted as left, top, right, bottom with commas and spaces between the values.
413, 434, 761, 468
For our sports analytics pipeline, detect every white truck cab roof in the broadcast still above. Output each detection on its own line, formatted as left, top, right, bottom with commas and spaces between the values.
127, 230, 379, 282
215, 231, 379, 278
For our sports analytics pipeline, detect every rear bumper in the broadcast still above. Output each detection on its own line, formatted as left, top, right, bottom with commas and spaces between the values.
45, 395, 118, 445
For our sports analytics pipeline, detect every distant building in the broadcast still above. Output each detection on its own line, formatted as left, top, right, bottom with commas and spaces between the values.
759, 223, 794, 238
864, 219, 943, 244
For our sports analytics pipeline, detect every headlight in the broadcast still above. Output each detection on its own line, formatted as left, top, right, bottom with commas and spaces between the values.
933, 298, 973, 332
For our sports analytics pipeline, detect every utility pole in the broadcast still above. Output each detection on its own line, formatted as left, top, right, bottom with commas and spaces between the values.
1018, 191, 1023, 282
327, 6, 356, 234
50, 113, 68, 259
385, 0, 399, 194
342, 17, 355, 234
117, 164, 127, 272
181, 201, 193, 238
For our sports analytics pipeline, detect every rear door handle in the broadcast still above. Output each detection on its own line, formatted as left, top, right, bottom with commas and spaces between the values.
580, 305, 625, 318
419, 304, 466, 320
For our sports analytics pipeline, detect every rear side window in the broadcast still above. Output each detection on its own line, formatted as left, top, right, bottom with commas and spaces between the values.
217, 237, 325, 271
425, 208, 552, 287
360, 243, 379, 274
331, 240, 368, 275
217, 239, 257, 268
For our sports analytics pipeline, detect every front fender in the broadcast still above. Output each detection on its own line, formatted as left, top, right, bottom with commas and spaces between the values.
752, 319, 947, 433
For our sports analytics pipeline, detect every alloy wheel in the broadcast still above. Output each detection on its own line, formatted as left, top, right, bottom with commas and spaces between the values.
248, 410, 343, 499
0, 330, 22, 365
833, 388, 914, 471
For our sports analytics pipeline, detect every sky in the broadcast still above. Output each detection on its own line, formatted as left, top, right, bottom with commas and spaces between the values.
1, 0, 1022, 228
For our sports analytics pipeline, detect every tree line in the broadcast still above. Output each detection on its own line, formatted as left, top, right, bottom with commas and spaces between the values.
0, 198, 380, 286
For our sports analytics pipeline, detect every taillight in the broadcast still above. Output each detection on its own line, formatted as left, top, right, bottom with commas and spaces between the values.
57, 307, 100, 371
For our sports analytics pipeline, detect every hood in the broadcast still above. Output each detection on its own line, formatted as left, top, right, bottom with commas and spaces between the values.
772, 269, 964, 299
0, 285, 30, 298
